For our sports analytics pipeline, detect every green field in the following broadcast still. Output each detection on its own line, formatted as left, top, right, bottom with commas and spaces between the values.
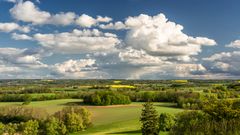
0, 99, 183, 135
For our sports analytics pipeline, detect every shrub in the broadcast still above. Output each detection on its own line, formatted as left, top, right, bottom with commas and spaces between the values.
66, 112, 84, 133
0, 122, 4, 135
170, 111, 207, 134
159, 113, 175, 131
22, 120, 39, 135
54, 106, 92, 133
0, 106, 48, 123
45, 117, 67, 135
3, 123, 18, 135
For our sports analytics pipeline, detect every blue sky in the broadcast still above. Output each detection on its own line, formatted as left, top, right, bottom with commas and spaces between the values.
0, 0, 240, 79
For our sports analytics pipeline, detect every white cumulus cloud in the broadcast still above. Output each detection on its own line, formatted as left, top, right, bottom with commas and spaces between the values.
0, 48, 47, 68
76, 14, 112, 28
99, 21, 127, 30
10, 1, 51, 24
124, 13, 216, 57
203, 51, 240, 76
12, 33, 32, 40
34, 29, 120, 54
226, 40, 240, 48
0, 22, 30, 33
10, 1, 77, 26
52, 59, 107, 78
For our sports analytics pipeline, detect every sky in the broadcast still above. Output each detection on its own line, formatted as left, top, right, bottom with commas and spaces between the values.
0, 0, 240, 79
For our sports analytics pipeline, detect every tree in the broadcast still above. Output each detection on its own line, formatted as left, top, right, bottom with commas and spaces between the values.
140, 102, 159, 135
54, 106, 92, 131
66, 112, 84, 133
170, 111, 207, 135
3, 123, 17, 135
23, 120, 39, 135
0, 122, 4, 135
159, 113, 175, 131
45, 117, 67, 135
93, 95, 102, 105
83, 91, 131, 106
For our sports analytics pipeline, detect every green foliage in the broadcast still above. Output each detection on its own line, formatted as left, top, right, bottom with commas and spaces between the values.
176, 92, 201, 109
0, 93, 72, 102
45, 117, 67, 135
22, 120, 39, 135
54, 106, 92, 133
0, 122, 4, 135
215, 85, 227, 91
83, 91, 131, 105
3, 123, 17, 135
0, 106, 48, 123
202, 99, 240, 120
159, 113, 175, 131
66, 112, 84, 133
141, 92, 155, 102
140, 102, 159, 135
171, 111, 207, 134
171, 99, 240, 135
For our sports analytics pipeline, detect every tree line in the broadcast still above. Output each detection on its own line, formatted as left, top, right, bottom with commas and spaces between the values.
83, 91, 131, 105
140, 99, 240, 135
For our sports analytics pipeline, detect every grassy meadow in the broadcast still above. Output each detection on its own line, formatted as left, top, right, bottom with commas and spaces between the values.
0, 99, 183, 135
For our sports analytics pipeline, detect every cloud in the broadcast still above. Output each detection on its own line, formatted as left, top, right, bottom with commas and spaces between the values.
10, 1, 112, 27
0, 65, 20, 73
99, 21, 127, 30
52, 59, 107, 78
0, 47, 47, 68
124, 13, 216, 57
48, 12, 77, 26
203, 51, 240, 76
99, 13, 216, 79
10, 1, 51, 24
75, 14, 96, 28
12, 33, 32, 40
2, 8, 221, 79
119, 48, 166, 66
4, 0, 17, 3
10, 1, 77, 25
96, 16, 112, 23
0, 22, 30, 33
50, 13, 216, 79
76, 14, 112, 28
226, 40, 240, 48
188, 37, 216, 46
0, 47, 54, 79
33, 29, 120, 54
82, 50, 207, 79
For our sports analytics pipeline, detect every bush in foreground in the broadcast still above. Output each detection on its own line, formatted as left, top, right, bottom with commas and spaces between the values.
0, 106, 92, 135
22, 120, 39, 135
54, 106, 92, 132
45, 117, 67, 135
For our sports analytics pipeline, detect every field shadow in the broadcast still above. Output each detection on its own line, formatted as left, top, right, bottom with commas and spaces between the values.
61, 101, 86, 106
153, 103, 178, 108
107, 129, 141, 134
